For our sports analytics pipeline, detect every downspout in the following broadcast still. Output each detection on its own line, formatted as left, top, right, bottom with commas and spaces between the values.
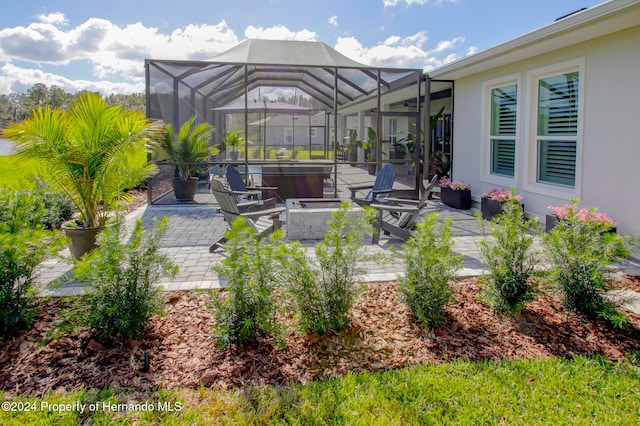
333, 68, 339, 198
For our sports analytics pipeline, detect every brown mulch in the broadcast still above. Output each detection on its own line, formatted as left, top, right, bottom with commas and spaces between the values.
1, 276, 640, 399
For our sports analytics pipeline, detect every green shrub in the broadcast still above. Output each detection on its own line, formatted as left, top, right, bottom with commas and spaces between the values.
73, 217, 177, 340
478, 200, 542, 314
0, 229, 64, 334
543, 200, 629, 327
397, 213, 462, 329
0, 182, 73, 231
210, 218, 283, 347
280, 203, 372, 334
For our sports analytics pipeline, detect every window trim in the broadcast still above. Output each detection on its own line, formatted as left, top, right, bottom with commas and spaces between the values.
481, 74, 521, 187
522, 58, 584, 199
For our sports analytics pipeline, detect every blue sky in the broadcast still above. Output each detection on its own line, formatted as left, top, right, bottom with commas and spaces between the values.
0, 0, 604, 95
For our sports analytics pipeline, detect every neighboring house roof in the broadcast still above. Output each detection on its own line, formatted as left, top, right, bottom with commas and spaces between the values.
213, 100, 313, 114
429, 0, 640, 80
249, 112, 330, 127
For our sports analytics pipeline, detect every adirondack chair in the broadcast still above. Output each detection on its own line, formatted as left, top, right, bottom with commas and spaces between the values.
369, 174, 439, 244
225, 165, 277, 207
348, 163, 396, 206
209, 178, 285, 252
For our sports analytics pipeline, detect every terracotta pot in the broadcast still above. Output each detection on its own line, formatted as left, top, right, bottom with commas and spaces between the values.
62, 225, 105, 259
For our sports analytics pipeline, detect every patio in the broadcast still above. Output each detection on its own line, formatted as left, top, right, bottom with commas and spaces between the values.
37, 163, 640, 298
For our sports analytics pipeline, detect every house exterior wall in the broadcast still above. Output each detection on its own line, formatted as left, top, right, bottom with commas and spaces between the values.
450, 25, 640, 234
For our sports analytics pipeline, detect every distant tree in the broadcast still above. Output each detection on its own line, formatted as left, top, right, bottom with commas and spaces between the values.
25, 83, 49, 111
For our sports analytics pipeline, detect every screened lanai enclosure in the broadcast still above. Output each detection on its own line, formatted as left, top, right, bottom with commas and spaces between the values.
145, 39, 433, 204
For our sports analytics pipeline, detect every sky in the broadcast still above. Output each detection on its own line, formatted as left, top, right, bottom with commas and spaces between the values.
0, 0, 606, 95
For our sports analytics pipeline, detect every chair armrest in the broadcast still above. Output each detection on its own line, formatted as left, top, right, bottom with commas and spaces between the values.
231, 190, 261, 197
380, 197, 420, 205
348, 184, 374, 191
370, 203, 419, 214
253, 185, 278, 190
371, 188, 394, 196
239, 206, 286, 219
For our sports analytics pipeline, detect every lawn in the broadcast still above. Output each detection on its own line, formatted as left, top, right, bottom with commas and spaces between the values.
0, 155, 46, 188
1, 356, 639, 425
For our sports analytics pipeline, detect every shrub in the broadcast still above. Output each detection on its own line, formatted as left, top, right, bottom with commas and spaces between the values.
73, 217, 177, 340
210, 218, 283, 347
0, 181, 73, 231
543, 200, 629, 327
478, 200, 541, 314
0, 188, 66, 335
397, 213, 462, 329
280, 204, 373, 335
0, 229, 64, 335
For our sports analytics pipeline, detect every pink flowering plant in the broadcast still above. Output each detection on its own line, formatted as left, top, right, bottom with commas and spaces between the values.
439, 177, 471, 191
548, 202, 617, 228
482, 187, 523, 203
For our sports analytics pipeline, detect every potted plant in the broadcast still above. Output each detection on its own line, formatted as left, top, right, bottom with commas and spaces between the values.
359, 127, 386, 175
225, 130, 244, 162
481, 187, 524, 221
439, 177, 472, 209
546, 202, 617, 234
3, 93, 160, 259
156, 116, 215, 202
343, 129, 358, 163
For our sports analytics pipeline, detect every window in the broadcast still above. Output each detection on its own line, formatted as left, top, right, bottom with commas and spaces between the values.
307, 128, 317, 138
284, 128, 293, 145
535, 71, 579, 187
490, 84, 517, 176
388, 118, 397, 144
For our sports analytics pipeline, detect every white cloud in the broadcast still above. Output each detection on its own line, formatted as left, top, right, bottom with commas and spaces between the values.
328, 16, 338, 26
384, 0, 457, 7
0, 63, 143, 95
37, 12, 69, 26
335, 31, 463, 71
244, 25, 317, 41
0, 12, 470, 94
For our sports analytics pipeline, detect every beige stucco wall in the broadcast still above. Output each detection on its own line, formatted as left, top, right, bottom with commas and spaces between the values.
450, 25, 640, 235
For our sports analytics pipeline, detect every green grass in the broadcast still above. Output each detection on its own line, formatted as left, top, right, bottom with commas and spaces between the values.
0, 155, 46, 189
2, 356, 639, 425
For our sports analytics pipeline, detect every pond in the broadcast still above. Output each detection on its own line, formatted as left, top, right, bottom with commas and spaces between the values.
0, 137, 15, 155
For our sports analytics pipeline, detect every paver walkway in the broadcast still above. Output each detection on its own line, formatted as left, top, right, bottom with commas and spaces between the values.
37, 164, 640, 316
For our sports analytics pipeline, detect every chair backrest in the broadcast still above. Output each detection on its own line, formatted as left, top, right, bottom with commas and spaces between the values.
374, 164, 396, 191
419, 175, 439, 208
397, 175, 439, 230
210, 178, 241, 215
226, 166, 247, 192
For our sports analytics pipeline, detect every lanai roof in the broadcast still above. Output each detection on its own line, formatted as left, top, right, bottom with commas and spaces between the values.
146, 39, 422, 114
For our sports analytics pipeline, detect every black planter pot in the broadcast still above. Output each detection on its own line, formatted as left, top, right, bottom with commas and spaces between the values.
172, 178, 198, 202
440, 187, 471, 209
62, 225, 105, 259
230, 151, 239, 162
482, 198, 525, 221
367, 164, 377, 175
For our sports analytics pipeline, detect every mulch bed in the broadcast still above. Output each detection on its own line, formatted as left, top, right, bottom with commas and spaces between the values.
2, 276, 640, 399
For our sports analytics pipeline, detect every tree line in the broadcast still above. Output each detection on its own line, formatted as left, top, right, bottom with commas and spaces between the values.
0, 83, 145, 129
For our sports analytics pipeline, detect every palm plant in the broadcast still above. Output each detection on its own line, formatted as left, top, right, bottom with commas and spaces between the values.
157, 116, 215, 180
3, 93, 160, 229
225, 130, 244, 161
